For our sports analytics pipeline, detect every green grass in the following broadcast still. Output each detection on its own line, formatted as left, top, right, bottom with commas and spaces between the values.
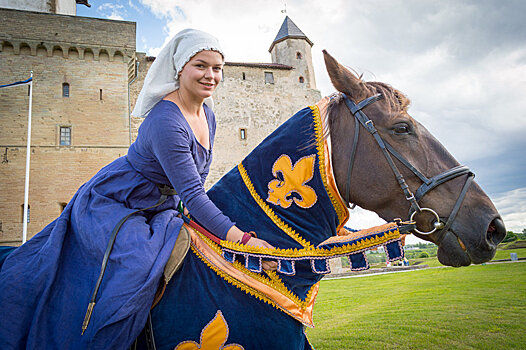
306, 262, 526, 349
405, 246, 526, 268
493, 248, 526, 260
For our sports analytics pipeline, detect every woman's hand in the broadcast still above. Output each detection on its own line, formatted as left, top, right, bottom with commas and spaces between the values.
226, 226, 277, 271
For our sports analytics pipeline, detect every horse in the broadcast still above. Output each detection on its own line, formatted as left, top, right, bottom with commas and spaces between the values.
138, 51, 506, 349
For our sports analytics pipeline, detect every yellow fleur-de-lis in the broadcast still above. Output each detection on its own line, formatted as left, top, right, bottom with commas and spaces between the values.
175, 310, 244, 350
266, 154, 317, 209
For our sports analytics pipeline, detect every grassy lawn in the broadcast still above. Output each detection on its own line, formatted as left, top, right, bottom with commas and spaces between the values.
306, 262, 525, 349
406, 247, 526, 268
493, 248, 526, 260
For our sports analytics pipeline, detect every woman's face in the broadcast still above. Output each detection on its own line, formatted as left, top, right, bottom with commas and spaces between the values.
178, 50, 224, 99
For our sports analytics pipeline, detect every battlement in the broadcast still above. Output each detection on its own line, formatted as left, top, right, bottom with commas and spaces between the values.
0, 7, 135, 61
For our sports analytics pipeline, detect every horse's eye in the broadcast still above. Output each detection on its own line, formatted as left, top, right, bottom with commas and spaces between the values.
393, 123, 411, 134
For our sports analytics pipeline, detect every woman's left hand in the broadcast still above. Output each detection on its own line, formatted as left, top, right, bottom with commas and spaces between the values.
226, 226, 278, 270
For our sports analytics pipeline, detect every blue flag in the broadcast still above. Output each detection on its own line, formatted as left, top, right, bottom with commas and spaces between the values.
0, 77, 32, 89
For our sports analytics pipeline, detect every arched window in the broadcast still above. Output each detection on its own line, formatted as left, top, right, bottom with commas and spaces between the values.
296, 52, 302, 59
299, 76, 305, 84
62, 83, 70, 97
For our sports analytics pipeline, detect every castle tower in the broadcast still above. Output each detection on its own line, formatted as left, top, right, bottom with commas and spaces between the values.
269, 16, 316, 89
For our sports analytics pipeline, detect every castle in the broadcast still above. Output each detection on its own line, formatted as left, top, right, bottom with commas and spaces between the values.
0, 0, 321, 243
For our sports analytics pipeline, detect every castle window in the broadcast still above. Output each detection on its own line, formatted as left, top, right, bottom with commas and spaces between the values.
296, 52, 302, 59
240, 128, 247, 140
299, 76, 305, 83
60, 202, 68, 212
100, 89, 103, 100
264, 72, 274, 84
62, 83, 70, 97
242, 72, 246, 80
60, 127, 71, 146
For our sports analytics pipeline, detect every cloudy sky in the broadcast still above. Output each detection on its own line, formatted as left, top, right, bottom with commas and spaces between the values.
78, 0, 526, 236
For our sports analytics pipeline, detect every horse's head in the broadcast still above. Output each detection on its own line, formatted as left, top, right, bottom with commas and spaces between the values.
323, 50, 506, 267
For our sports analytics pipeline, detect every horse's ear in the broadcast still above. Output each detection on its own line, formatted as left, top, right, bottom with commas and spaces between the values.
323, 50, 368, 101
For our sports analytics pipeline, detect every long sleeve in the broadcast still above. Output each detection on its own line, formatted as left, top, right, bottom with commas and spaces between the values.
142, 102, 234, 239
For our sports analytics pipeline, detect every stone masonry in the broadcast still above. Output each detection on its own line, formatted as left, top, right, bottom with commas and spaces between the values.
0, 8, 135, 243
0, 7, 321, 243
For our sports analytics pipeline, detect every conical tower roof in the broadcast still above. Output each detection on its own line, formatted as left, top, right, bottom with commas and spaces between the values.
269, 16, 313, 52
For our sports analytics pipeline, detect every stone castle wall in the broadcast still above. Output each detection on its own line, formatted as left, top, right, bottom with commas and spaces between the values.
128, 57, 321, 187
0, 7, 321, 243
0, 0, 77, 15
0, 8, 135, 243
210, 63, 320, 185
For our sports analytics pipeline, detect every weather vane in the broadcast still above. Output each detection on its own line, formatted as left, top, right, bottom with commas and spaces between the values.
281, 1, 287, 15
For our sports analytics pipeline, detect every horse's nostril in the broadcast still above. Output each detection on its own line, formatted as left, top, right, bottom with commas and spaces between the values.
487, 217, 506, 246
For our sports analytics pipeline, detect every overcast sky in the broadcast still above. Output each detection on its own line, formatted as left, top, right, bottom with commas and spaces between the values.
78, 0, 526, 237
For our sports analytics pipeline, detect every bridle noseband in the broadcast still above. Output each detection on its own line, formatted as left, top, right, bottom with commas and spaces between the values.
340, 93, 475, 238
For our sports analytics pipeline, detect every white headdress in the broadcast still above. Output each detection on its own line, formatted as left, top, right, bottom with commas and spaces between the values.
132, 28, 224, 118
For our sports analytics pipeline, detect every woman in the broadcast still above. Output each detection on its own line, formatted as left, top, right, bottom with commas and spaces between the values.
0, 29, 275, 349
130, 28, 275, 252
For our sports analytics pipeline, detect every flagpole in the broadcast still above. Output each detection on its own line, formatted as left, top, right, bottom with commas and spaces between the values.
22, 71, 33, 244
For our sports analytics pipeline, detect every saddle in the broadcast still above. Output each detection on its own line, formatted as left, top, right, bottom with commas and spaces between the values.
153, 223, 191, 307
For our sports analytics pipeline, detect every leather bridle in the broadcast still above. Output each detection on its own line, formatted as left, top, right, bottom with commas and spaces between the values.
340, 93, 475, 237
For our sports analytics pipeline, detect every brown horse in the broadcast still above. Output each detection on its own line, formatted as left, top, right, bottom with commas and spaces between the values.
139, 52, 508, 350
323, 50, 506, 267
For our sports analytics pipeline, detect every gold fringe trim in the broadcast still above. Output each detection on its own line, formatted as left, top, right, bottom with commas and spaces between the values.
237, 162, 313, 248
220, 227, 400, 258
310, 105, 349, 228
264, 270, 318, 306
190, 244, 281, 308
193, 226, 317, 310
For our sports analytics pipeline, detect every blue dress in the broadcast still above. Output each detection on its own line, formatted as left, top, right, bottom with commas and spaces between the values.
0, 101, 233, 349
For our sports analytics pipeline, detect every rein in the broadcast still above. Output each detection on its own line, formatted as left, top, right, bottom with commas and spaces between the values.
340, 93, 475, 238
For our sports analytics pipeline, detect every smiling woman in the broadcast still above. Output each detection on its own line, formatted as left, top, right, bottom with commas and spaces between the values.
162, 50, 224, 150
0, 28, 274, 349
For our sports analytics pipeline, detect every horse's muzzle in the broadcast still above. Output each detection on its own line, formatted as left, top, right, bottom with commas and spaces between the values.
437, 216, 506, 267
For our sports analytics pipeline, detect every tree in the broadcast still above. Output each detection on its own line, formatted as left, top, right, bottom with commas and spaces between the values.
418, 251, 429, 258
502, 231, 518, 243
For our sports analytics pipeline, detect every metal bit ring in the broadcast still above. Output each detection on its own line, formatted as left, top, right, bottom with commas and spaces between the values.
410, 207, 443, 235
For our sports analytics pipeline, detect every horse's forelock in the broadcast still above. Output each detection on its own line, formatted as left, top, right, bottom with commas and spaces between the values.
367, 82, 411, 115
